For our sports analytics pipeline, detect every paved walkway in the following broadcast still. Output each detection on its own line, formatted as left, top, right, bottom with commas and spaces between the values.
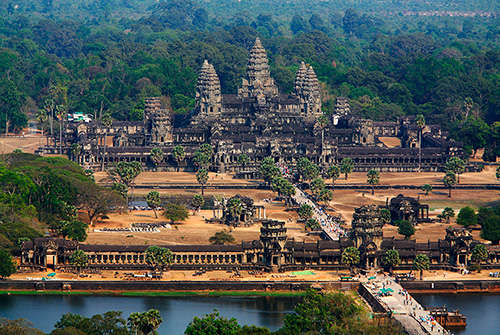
362, 274, 451, 335
292, 187, 342, 240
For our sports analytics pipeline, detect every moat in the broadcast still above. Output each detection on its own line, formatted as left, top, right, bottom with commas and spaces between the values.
0, 293, 499, 334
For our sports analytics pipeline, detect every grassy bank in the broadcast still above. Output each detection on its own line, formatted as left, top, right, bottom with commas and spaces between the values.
0, 290, 307, 297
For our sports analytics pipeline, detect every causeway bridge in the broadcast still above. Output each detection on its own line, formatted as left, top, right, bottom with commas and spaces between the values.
358, 275, 450, 335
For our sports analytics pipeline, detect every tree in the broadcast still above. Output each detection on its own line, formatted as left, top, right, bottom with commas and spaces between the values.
209, 229, 236, 245
280, 180, 296, 207
445, 157, 465, 184
443, 171, 457, 197
77, 182, 125, 225
145, 246, 173, 272
342, 247, 360, 275
199, 144, 213, 158
0, 249, 17, 279
146, 191, 161, 218
149, 147, 164, 172
54, 311, 127, 335
422, 184, 432, 195
185, 310, 241, 335
416, 114, 425, 172
70, 143, 81, 163
471, 244, 488, 264
128, 309, 163, 335
366, 169, 379, 195
193, 150, 211, 170
196, 168, 209, 195
107, 161, 142, 205
383, 249, 401, 275
413, 254, 430, 280
192, 194, 205, 213
227, 198, 243, 223
237, 154, 250, 170
259, 160, 280, 186
380, 209, 391, 224
296, 157, 311, 182
69, 250, 88, 275
61, 220, 88, 242
340, 158, 354, 180
326, 165, 340, 191
456, 206, 477, 227
396, 220, 415, 240
481, 215, 500, 245
163, 203, 188, 224
496, 166, 500, 181
0, 317, 43, 335
112, 183, 128, 200
318, 188, 333, 203
306, 218, 320, 231
310, 177, 325, 199
439, 207, 455, 223
172, 145, 185, 172
100, 113, 112, 171
303, 163, 320, 182
298, 204, 313, 221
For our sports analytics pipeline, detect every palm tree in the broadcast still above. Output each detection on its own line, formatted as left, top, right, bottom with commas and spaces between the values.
55, 104, 67, 156
237, 154, 250, 171
413, 254, 430, 280
366, 169, 380, 195
327, 165, 340, 191
146, 191, 161, 218
127, 309, 163, 335
443, 171, 457, 197
196, 168, 209, 195
100, 113, 113, 171
496, 166, 500, 181
69, 250, 88, 275
445, 157, 465, 184
227, 198, 243, 223
416, 114, 425, 172
422, 184, 432, 195
37, 109, 48, 154
145, 246, 173, 272
383, 249, 401, 275
340, 158, 354, 180
342, 247, 360, 275
192, 194, 205, 213
310, 177, 325, 200
150, 147, 164, 172
70, 143, 81, 163
172, 145, 185, 172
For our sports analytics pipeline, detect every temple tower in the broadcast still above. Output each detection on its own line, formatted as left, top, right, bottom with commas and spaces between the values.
196, 60, 222, 118
293, 62, 321, 116
238, 38, 278, 105
260, 220, 287, 271
145, 97, 173, 145
351, 205, 384, 268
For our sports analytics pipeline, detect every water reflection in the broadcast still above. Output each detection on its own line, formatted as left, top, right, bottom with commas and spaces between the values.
0, 295, 302, 334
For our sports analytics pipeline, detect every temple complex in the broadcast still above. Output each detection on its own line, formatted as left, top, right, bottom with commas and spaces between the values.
20, 207, 500, 274
42, 38, 464, 173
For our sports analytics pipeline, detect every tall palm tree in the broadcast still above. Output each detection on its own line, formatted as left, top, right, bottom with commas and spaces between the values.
342, 247, 360, 275
55, 104, 67, 156
416, 114, 425, 172
383, 249, 401, 275
327, 165, 340, 191
37, 109, 48, 154
196, 168, 209, 195
443, 171, 457, 197
366, 169, 380, 195
101, 113, 113, 171
413, 254, 430, 280
227, 198, 243, 223
172, 145, 185, 172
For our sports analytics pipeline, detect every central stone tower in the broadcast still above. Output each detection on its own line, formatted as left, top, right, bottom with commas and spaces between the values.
260, 220, 287, 271
238, 38, 278, 105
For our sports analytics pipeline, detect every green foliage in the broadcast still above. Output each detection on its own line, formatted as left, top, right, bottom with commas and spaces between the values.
69, 250, 88, 272
192, 194, 205, 210
383, 249, 401, 269
445, 157, 465, 183
127, 309, 162, 335
0, 317, 43, 335
145, 246, 173, 271
193, 150, 211, 169
456, 206, 477, 227
196, 169, 209, 195
310, 177, 325, 198
237, 154, 250, 167
61, 220, 88, 242
318, 188, 333, 202
326, 166, 340, 189
209, 229, 236, 245
342, 247, 360, 268
296, 158, 320, 182
396, 220, 415, 240
227, 198, 243, 222
422, 184, 432, 195
163, 202, 189, 224
297, 204, 313, 220
413, 254, 430, 279
185, 310, 241, 335
146, 191, 161, 218
443, 171, 457, 197
471, 244, 488, 263
306, 218, 320, 231
340, 158, 354, 180
149, 147, 164, 171
366, 169, 379, 194
259, 159, 280, 185
53, 311, 128, 335
380, 209, 391, 224
480, 214, 500, 245
0, 248, 17, 279
172, 146, 186, 171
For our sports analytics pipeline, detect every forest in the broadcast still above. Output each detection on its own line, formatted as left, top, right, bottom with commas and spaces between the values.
0, 0, 500, 158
